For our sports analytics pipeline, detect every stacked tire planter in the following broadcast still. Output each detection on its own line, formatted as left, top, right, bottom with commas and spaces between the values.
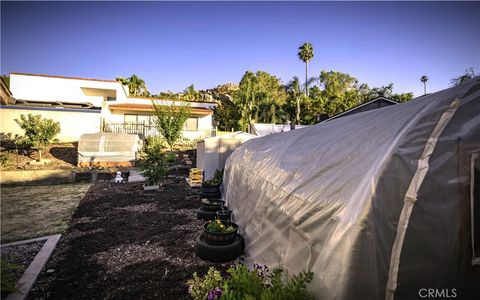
196, 221, 243, 263
195, 181, 244, 262
196, 182, 223, 221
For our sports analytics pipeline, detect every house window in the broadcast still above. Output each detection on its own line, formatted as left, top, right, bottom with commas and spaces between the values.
138, 115, 152, 124
472, 152, 480, 265
184, 117, 198, 131
107, 97, 116, 101
124, 114, 152, 124
124, 114, 137, 123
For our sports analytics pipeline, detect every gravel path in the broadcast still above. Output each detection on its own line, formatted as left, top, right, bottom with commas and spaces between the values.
1, 241, 45, 299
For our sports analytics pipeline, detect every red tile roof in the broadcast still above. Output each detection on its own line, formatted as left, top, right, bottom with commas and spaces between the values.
108, 103, 213, 115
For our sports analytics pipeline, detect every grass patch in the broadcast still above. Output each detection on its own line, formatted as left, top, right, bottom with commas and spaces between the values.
1, 183, 90, 243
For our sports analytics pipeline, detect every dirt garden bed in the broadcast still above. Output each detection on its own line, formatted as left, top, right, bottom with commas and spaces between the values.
1, 143, 78, 170
28, 180, 229, 299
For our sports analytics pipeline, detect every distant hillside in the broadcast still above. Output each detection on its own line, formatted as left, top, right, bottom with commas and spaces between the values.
200, 83, 239, 102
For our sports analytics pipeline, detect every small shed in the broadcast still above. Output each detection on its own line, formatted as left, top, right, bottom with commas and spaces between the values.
77, 133, 143, 168
196, 132, 256, 180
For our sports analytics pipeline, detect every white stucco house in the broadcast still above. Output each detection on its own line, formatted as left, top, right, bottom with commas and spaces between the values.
0, 72, 217, 142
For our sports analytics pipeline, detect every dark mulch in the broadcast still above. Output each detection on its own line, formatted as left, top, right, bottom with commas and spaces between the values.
28, 180, 229, 300
1, 241, 45, 299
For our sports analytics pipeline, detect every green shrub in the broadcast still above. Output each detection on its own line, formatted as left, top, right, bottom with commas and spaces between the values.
0, 152, 12, 167
14, 114, 60, 161
186, 264, 314, 300
186, 267, 223, 300
137, 138, 168, 186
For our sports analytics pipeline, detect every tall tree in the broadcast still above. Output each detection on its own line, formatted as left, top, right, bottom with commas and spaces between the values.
116, 74, 148, 96
234, 71, 287, 130
420, 75, 428, 95
213, 97, 241, 131
450, 67, 476, 87
297, 42, 314, 97
151, 101, 191, 150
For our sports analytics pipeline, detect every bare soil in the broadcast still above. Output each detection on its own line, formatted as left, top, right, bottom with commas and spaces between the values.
28, 180, 229, 300
1, 143, 77, 170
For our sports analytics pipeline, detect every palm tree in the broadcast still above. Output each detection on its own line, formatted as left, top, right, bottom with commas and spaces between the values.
297, 42, 314, 97
420, 75, 428, 95
128, 74, 147, 96
116, 75, 148, 96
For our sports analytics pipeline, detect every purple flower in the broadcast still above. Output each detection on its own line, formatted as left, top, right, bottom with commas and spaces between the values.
207, 287, 223, 300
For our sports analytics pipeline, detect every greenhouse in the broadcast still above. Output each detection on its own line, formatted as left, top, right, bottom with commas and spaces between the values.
224, 77, 480, 299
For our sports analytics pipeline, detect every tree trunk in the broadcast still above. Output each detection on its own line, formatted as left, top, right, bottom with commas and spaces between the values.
424, 82, 427, 95
296, 96, 300, 125
38, 149, 42, 162
305, 62, 309, 97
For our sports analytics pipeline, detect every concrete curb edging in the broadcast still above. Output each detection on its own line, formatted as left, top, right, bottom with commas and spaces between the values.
1, 234, 62, 300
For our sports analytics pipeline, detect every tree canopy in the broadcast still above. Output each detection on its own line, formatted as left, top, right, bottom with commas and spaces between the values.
213, 69, 415, 130
14, 114, 61, 161
450, 67, 476, 87
151, 101, 191, 150
298, 42, 315, 106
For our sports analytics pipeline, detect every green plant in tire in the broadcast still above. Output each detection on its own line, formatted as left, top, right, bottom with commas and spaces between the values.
203, 169, 224, 186
137, 138, 168, 186
206, 218, 235, 233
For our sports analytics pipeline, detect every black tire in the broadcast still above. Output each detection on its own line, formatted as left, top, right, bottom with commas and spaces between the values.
196, 207, 217, 221
195, 234, 244, 262
201, 185, 220, 194
199, 191, 221, 199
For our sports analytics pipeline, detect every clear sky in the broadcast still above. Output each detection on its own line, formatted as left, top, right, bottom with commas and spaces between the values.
1, 1, 479, 97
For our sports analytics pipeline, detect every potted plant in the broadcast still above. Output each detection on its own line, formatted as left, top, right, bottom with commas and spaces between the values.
203, 218, 238, 246
202, 169, 223, 193
137, 138, 168, 190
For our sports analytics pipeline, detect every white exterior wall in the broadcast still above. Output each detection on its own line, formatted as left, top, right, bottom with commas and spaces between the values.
197, 132, 257, 180
10, 74, 129, 107
197, 114, 213, 130
5, 73, 217, 142
0, 106, 101, 142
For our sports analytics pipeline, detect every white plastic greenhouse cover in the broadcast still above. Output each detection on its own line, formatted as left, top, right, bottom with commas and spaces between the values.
224, 77, 480, 299
78, 133, 142, 156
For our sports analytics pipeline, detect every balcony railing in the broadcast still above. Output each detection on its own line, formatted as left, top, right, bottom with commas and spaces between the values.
101, 121, 217, 145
